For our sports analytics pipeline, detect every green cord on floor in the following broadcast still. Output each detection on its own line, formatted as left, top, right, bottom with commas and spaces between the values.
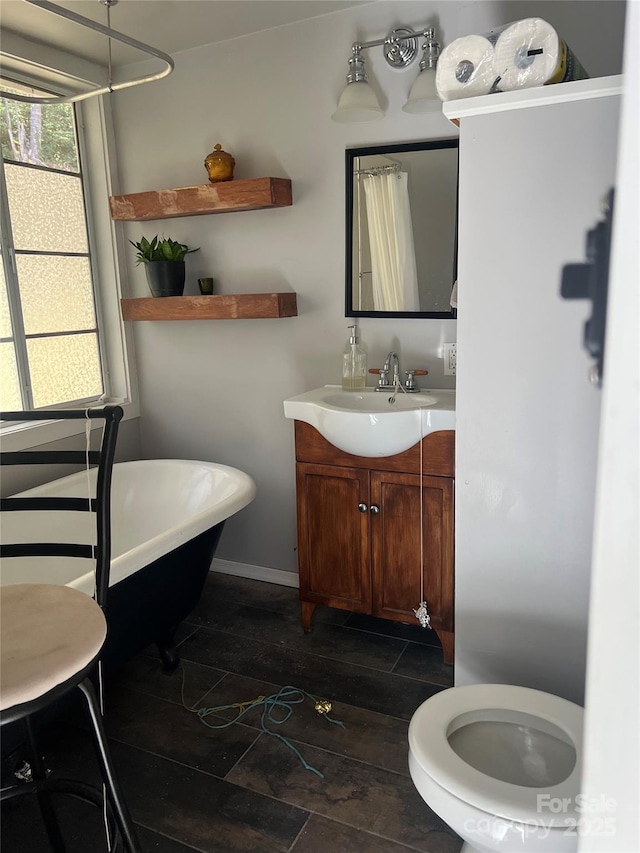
181, 670, 345, 778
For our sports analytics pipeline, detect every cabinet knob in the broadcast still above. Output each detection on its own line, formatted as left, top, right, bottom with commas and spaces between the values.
369, 504, 380, 515
358, 503, 368, 513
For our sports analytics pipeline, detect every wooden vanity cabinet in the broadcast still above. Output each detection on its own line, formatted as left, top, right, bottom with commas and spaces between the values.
294, 422, 455, 663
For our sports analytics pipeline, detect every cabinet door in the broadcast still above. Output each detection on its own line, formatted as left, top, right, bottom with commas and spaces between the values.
296, 463, 371, 612
370, 471, 454, 631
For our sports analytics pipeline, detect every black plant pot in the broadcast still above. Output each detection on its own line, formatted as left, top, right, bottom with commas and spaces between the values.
145, 260, 186, 297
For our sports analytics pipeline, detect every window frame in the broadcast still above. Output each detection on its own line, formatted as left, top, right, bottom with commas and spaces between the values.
0, 60, 139, 450
1, 84, 107, 410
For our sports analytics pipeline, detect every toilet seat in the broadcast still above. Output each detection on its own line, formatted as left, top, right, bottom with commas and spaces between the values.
409, 684, 583, 827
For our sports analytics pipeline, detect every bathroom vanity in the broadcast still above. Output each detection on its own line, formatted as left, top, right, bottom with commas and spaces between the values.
289, 411, 455, 664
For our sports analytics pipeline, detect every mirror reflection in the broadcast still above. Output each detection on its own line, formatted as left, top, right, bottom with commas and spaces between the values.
346, 139, 459, 318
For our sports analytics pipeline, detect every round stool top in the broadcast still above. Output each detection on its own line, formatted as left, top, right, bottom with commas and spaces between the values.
1, 583, 106, 712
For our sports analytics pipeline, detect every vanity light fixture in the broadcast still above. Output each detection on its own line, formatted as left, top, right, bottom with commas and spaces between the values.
332, 25, 441, 123
332, 43, 384, 122
1, 0, 174, 105
403, 29, 441, 113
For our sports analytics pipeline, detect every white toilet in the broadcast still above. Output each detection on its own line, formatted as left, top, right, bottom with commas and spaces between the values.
408, 684, 584, 853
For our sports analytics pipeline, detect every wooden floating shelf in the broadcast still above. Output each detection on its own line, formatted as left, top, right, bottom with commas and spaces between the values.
120, 293, 298, 321
109, 177, 292, 221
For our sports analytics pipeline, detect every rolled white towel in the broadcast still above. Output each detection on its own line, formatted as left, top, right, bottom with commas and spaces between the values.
436, 34, 499, 101
494, 18, 588, 91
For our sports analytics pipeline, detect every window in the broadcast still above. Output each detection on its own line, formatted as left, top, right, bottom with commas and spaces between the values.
0, 79, 104, 410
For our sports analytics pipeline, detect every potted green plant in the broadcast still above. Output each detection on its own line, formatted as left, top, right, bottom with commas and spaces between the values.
130, 235, 199, 297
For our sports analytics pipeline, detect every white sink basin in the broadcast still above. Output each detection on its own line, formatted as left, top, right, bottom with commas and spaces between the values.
284, 385, 455, 457
321, 391, 440, 411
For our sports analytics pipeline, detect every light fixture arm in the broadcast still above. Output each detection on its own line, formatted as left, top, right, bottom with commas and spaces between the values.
353, 26, 437, 69
345, 44, 369, 84
1, 0, 174, 104
356, 27, 428, 52
418, 29, 440, 71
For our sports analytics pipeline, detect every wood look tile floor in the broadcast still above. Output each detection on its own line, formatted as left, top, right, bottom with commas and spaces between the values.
1, 573, 460, 853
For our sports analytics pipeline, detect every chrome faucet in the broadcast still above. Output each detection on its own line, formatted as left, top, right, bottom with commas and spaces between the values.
373, 351, 428, 392
374, 351, 401, 391
385, 351, 401, 385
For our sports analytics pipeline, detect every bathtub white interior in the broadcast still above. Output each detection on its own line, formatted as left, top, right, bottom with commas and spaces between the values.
0, 460, 256, 595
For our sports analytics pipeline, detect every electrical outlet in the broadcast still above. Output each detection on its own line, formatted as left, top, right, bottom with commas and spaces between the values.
444, 343, 457, 376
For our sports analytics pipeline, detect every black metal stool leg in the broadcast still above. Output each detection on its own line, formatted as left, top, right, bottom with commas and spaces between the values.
78, 679, 141, 853
25, 717, 66, 853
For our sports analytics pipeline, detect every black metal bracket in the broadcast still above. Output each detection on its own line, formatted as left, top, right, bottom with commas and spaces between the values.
560, 188, 615, 387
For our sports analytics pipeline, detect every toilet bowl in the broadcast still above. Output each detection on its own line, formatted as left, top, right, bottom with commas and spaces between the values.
408, 684, 583, 853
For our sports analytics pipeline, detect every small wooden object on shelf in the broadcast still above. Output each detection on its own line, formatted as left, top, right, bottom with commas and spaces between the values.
109, 177, 292, 221
120, 293, 297, 321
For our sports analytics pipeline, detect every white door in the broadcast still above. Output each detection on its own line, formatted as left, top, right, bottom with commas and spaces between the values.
579, 3, 640, 850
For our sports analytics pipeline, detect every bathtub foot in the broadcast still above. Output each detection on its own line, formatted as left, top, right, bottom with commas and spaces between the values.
156, 639, 180, 673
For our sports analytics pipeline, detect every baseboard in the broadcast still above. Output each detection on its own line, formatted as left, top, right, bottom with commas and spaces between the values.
209, 558, 300, 588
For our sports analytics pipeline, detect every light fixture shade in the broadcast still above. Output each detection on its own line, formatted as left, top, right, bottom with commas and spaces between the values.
402, 68, 440, 113
332, 81, 384, 123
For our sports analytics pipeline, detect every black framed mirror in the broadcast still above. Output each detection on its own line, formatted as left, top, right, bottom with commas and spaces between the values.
345, 139, 459, 318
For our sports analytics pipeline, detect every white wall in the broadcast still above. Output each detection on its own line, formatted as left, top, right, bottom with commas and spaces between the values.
454, 87, 621, 705
109, 1, 626, 576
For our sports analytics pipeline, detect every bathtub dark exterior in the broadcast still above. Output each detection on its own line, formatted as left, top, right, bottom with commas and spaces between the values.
103, 522, 225, 670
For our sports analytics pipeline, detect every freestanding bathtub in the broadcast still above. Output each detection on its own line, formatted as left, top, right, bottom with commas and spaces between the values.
0, 459, 256, 669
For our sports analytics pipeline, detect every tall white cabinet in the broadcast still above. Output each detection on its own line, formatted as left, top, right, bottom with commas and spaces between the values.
446, 77, 622, 705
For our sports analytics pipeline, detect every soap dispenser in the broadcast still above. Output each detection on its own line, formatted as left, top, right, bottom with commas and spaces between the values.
342, 324, 367, 390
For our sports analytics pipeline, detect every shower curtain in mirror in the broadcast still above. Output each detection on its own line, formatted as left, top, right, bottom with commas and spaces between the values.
362, 171, 420, 312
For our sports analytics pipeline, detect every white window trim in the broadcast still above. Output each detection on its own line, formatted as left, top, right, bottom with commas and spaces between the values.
0, 37, 139, 451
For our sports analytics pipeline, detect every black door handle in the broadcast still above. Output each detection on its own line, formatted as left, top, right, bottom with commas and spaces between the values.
560, 188, 615, 387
